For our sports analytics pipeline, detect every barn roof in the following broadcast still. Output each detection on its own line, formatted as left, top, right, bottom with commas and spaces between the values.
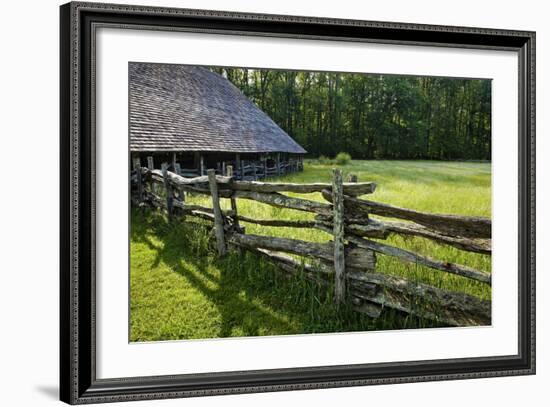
129, 63, 307, 154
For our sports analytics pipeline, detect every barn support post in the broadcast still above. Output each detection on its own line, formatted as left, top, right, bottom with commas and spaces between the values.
276, 153, 281, 175
222, 161, 226, 176
263, 155, 267, 179
193, 152, 200, 171
172, 152, 177, 171
161, 163, 174, 220
200, 155, 205, 176
332, 168, 346, 304
226, 165, 241, 232
207, 169, 227, 256
234, 153, 243, 179
132, 156, 142, 202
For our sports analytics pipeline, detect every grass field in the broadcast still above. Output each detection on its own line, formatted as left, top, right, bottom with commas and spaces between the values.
130, 160, 491, 342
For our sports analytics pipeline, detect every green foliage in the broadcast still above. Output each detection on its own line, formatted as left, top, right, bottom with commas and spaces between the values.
335, 152, 352, 165
131, 160, 491, 342
211, 67, 491, 161
316, 155, 333, 165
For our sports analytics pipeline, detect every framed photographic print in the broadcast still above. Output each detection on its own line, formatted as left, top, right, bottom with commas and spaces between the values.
60, 1, 536, 404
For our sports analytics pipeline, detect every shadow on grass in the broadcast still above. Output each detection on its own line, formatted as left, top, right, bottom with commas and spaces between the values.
130, 208, 438, 341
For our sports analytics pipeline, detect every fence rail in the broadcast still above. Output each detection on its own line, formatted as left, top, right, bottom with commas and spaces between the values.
131, 164, 492, 327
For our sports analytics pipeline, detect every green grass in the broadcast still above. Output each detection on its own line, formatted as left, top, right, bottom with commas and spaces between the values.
130, 160, 491, 342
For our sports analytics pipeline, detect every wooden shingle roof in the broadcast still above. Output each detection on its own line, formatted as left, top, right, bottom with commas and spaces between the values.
129, 63, 307, 154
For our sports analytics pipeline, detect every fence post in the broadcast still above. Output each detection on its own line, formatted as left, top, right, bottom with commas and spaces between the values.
132, 157, 142, 202
147, 156, 155, 194
226, 165, 241, 232
332, 168, 346, 304
161, 163, 173, 220
207, 169, 227, 256
347, 174, 358, 183
172, 163, 185, 202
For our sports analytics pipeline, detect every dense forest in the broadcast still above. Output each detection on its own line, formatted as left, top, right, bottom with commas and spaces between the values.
210, 67, 492, 160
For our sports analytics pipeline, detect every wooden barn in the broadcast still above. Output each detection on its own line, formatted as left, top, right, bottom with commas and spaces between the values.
129, 63, 306, 180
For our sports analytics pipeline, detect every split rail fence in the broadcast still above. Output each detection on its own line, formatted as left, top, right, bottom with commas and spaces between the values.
131, 160, 492, 327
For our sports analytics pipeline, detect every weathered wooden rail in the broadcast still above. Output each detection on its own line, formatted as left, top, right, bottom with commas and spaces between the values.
131, 161, 492, 327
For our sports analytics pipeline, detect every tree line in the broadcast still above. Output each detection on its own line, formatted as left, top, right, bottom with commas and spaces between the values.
210, 67, 491, 160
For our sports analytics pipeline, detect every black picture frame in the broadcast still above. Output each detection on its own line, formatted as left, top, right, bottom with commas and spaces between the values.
60, 1, 536, 404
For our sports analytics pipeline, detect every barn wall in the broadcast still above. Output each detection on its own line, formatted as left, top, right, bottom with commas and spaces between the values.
130, 151, 304, 180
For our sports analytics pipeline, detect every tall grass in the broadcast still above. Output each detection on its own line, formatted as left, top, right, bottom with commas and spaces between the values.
130, 160, 490, 341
